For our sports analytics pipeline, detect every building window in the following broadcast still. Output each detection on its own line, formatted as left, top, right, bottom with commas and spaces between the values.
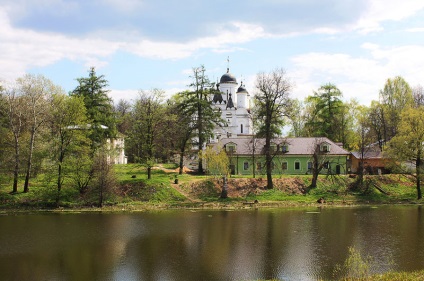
226, 144, 236, 153
294, 161, 300, 170
307, 162, 312, 170
281, 145, 289, 153
324, 161, 329, 169
321, 144, 330, 152
243, 162, 249, 170
241, 124, 243, 134
257, 162, 262, 171
282, 162, 288, 170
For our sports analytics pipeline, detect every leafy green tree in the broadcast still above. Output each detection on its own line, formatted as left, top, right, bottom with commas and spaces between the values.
368, 101, 386, 151
128, 89, 168, 179
386, 107, 424, 199
177, 65, 223, 174
168, 93, 196, 174
201, 146, 230, 198
202, 146, 230, 178
48, 94, 90, 201
3, 84, 26, 193
305, 83, 344, 141
352, 105, 375, 189
379, 76, 414, 141
0, 89, 8, 180
287, 99, 307, 137
71, 67, 116, 151
17, 74, 60, 192
253, 68, 293, 189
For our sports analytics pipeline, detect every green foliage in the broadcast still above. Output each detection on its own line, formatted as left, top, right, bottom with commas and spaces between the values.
201, 146, 230, 178
305, 83, 345, 141
386, 107, 424, 199
176, 65, 224, 173
71, 67, 116, 148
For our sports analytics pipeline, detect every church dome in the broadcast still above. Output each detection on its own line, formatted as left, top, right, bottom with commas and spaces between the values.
220, 68, 237, 84
236, 83, 248, 94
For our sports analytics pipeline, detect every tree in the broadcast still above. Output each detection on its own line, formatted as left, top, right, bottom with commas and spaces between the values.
309, 138, 330, 188
287, 99, 307, 137
3, 84, 26, 193
201, 146, 230, 198
379, 76, 413, 141
177, 65, 223, 174
71, 67, 116, 151
368, 101, 386, 151
128, 89, 168, 179
305, 83, 344, 142
48, 94, 89, 202
168, 93, 196, 174
413, 85, 424, 107
352, 106, 374, 189
386, 107, 424, 199
92, 148, 116, 207
114, 99, 132, 134
253, 68, 293, 189
18, 74, 58, 192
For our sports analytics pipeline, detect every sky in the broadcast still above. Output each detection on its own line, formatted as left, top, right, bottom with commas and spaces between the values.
1, 0, 424, 106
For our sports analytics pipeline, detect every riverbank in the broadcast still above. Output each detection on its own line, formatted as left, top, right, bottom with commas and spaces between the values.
0, 164, 421, 211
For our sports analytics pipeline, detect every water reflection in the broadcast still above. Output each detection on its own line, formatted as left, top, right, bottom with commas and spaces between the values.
1, 206, 424, 280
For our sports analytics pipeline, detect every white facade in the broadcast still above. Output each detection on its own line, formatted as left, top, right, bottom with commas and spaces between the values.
107, 136, 127, 164
210, 68, 252, 143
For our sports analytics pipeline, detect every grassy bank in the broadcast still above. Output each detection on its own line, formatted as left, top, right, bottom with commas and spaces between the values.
0, 163, 421, 210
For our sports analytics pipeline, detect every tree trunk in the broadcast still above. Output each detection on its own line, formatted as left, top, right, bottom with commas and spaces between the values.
179, 149, 185, 175
416, 154, 422, 200
24, 130, 36, 193
310, 149, 319, 188
220, 176, 228, 199
265, 132, 273, 189
12, 136, 19, 193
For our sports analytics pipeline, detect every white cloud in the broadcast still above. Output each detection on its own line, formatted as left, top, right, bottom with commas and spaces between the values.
290, 43, 424, 105
355, 0, 424, 33
124, 22, 267, 60
0, 8, 120, 81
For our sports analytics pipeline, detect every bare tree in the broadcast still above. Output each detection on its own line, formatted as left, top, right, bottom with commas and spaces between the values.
413, 85, 424, 107
309, 138, 330, 188
253, 68, 293, 189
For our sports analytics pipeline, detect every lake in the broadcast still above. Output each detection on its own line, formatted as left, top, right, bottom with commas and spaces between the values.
0, 206, 424, 281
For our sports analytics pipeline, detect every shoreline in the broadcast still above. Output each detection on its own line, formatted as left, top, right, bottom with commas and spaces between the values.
1, 199, 422, 214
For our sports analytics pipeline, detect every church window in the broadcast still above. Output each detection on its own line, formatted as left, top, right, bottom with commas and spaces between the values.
243, 162, 249, 170
282, 162, 288, 170
241, 124, 243, 134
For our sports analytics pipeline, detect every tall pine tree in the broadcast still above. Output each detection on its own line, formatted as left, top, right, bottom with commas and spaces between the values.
71, 67, 116, 151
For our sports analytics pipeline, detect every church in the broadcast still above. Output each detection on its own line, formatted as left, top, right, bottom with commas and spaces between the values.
210, 67, 252, 143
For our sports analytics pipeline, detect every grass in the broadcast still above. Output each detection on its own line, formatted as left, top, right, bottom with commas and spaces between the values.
0, 163, 422, 210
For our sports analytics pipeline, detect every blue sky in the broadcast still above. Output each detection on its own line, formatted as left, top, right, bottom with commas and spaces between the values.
1, 0, 424, 105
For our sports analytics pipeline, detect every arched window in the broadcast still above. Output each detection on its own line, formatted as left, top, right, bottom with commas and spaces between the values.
240, 124, 243, 134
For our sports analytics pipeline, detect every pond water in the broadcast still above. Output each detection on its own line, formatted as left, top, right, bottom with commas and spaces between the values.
1, 206, 424, 281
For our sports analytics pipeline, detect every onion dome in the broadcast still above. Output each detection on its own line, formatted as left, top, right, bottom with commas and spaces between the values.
220, 68, 237, 84
236, 82, 248, 94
